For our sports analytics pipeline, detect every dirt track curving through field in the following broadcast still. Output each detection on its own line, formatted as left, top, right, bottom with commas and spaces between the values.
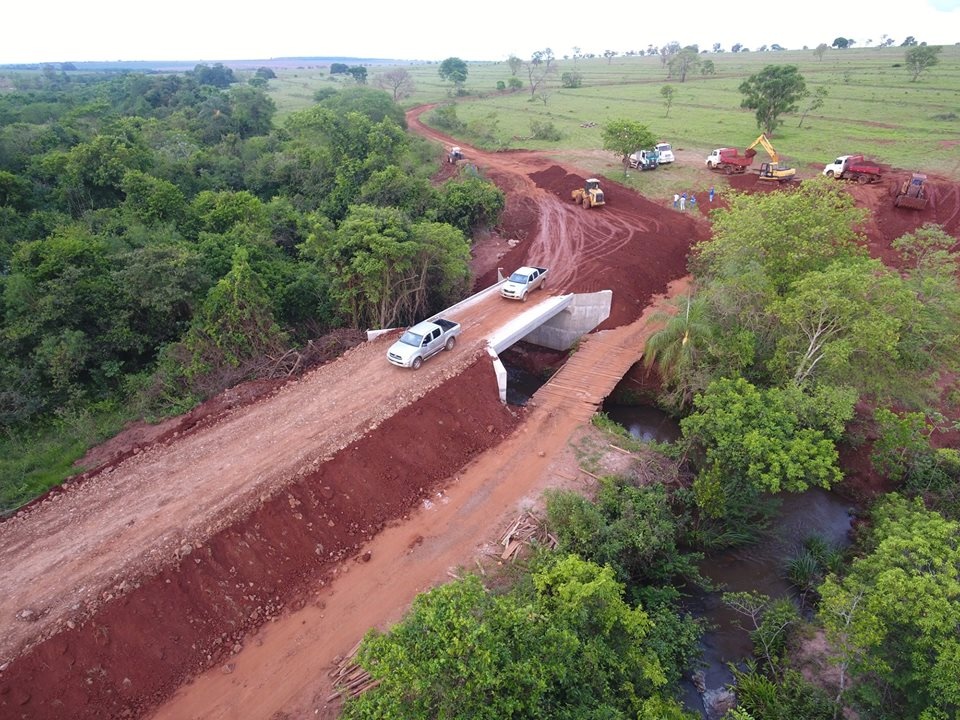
1, 105, 958, 719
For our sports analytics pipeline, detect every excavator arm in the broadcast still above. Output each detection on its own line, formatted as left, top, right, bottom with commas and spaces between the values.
746, 134, 780, 164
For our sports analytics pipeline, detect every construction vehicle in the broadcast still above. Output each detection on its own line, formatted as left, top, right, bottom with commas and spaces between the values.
894, 173, 929, 210
705, 147, 754, 174
823, 155, 883, 184
571, 178, 605, 208
628, 149, 659, 171
747, 134, 796, 182
447, 146, 464, 163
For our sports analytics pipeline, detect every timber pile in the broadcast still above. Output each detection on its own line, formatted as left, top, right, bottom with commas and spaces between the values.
498, 511, 558, 560
326, 641, 380, 703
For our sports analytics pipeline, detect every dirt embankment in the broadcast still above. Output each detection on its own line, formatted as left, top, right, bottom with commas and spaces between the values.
1, 104, 958, 720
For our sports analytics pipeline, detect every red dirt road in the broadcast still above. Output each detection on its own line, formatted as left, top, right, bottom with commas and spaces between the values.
1, 105, 958, 720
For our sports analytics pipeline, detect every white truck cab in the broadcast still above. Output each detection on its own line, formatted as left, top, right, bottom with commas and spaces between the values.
654, 142, 675, 164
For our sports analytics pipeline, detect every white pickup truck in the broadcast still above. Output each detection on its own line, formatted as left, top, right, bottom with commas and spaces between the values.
500, 266, 548, 301
386, 318, 461, 369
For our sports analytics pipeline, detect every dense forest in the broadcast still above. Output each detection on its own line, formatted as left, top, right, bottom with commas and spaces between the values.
0, 65, 505, 507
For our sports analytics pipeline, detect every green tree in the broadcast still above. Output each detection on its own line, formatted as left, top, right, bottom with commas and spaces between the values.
341, 555, 693, 720
905, 44, 942, 81
435, 176, 505, 235
525, 48, 557, 101
321, 204, 470, 328
668, 47, 701, 82
438, 57, 468, 94
680, 377, 842, 519
768, 257, 917, 391
191, 63, 236, 87
814, 43, 829, 61
739, 64, 807, 135
347, 66, 368, 85
507, 54, 523, 75
660, 85, 676, 117
818, 495, 960, 719
601, 119, 657, 171
643, 294, 717, 409
171, 245, 287, 398
831, 37, 850, 49
797, 85, 828, 127
330, 62, 349, 74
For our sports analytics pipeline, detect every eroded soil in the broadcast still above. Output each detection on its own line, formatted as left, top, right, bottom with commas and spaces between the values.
1, 105, 958, 719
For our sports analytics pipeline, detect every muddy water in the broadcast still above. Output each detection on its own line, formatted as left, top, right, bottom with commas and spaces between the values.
503, 363, 550, 406
603, 403, 681, 443
567, 402, 853, 714
682, 487, 854, 716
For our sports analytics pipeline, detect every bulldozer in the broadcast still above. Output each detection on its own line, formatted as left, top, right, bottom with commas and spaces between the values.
746, 134, 796, 182
571, 178, 605, 208
894, 173, 929, 210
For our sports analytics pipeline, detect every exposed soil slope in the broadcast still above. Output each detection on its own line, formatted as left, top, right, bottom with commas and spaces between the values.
1, 105, 957, 720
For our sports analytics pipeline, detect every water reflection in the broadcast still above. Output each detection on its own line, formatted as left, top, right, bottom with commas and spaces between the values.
603, 404, 681, 443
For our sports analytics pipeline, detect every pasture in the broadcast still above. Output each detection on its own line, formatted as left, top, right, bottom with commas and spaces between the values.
264, 46, 960, 183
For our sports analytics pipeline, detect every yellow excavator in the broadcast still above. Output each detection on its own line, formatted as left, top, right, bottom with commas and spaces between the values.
745, 134, 796, 182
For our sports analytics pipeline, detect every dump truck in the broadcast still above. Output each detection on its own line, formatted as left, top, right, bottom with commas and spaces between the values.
706, 147, 753, 174
571, 178, 605, 208
386, 318, 461, 369
823, 155, 883, 184
500, 266, 548, 301
893, 173, 929, 210
629, 149, 659, 171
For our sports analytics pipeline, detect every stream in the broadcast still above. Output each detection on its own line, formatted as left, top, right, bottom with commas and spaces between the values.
603, 404, 854, 717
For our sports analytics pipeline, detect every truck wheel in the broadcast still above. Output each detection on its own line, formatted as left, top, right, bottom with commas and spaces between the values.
825, 170, 835, 178
856, 174, 869, 184
444, 337, 456, 351
412, 357, 423, 370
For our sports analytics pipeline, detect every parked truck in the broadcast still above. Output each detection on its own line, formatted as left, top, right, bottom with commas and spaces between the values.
705, 147, 753, 175
500, 266, 548, 301
654, 141, 675, 164
822, 155, 883, 184
386, 318, 461, 369
629, 149, 659, 171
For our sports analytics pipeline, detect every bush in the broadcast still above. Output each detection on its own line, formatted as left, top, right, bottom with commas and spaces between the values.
529, 120, 561, 141
496, 80, 506, 91
561, 71, 583, 88
430, 103, 465, 132
507, 76, 524, 91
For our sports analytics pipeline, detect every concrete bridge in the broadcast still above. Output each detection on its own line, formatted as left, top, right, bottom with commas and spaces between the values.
373, 272, 613, 403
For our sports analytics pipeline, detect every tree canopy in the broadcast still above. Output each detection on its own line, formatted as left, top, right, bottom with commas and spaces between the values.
739, 64, 807, 135
905, 44, 942, 81
819, 495, 960, 719
341, 555, 694, 720
438, 57, 468, 93
601, 119, 657, 169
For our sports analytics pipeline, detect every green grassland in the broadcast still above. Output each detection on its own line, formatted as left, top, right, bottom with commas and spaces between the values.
265, 46, 960, 183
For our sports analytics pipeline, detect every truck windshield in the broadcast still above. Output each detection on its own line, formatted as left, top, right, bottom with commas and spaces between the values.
508, 272, 528, 283
399, 331, 424, 347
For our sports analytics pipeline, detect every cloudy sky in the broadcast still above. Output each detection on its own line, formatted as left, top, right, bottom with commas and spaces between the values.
5, 0, 959, 64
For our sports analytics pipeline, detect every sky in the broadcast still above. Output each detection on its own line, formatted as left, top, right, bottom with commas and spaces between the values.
4, 0, 959, 65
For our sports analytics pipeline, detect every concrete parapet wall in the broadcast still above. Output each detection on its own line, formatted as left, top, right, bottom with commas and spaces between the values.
522, 290, 612, 350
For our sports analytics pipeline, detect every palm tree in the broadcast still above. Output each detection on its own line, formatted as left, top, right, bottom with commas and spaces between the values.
643, 294, 715, 408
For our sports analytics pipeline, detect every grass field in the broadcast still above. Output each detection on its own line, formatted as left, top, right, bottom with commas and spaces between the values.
266, 46, 960, 181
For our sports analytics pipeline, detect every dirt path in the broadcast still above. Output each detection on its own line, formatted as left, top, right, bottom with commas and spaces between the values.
2, 104, 957, 719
